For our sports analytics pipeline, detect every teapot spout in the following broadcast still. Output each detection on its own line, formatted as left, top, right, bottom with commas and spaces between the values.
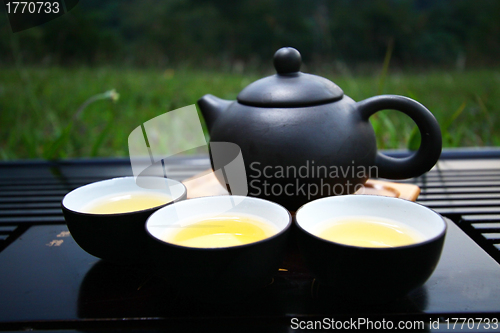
197, 94, 233, 134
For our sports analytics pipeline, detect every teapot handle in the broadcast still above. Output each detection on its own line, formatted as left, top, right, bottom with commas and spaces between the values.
357, 95, 442, 179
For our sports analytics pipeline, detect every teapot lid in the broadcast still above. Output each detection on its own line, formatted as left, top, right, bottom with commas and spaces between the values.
237, 47, 344, 107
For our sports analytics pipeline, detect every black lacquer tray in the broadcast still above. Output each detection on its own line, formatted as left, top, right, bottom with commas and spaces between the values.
2, 154, 500, 332
1, 217, 500, 331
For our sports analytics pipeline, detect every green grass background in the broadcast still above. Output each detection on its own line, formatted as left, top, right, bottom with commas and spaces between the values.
1, 66, 499, 160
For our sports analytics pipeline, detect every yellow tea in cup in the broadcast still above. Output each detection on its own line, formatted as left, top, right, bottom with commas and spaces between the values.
313, 216, 425, 248
162, 214, 278, 248
82, 192, 172, 214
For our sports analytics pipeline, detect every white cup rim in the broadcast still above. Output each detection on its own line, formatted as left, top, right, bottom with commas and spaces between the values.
145, 195, 292, 250
295, 195, 447, 250
62, 176, 187, 216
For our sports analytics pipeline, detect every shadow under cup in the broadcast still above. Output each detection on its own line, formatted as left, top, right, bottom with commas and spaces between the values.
295, 195, 447, 303
62, 177, 187, 265
145, 195, 292, 301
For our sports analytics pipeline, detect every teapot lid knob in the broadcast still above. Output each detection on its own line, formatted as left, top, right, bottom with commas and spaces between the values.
237, 47, 343, 107
274, 47, 301, 74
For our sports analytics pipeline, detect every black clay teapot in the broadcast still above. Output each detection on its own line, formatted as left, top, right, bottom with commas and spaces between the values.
198, 47, 442, 211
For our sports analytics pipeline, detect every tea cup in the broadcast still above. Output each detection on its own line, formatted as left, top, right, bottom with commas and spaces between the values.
295, 195, 447, 303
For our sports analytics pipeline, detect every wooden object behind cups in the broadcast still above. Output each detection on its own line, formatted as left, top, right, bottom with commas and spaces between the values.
182, 169, 420, 204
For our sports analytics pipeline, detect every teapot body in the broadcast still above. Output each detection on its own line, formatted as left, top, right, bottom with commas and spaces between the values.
209, 96, 377, 210
199, 47, 442, 211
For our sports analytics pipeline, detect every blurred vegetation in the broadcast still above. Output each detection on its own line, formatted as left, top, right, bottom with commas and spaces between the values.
1, 67, 498, 160
0, 0, 499, 160
1, 0, 500, 69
